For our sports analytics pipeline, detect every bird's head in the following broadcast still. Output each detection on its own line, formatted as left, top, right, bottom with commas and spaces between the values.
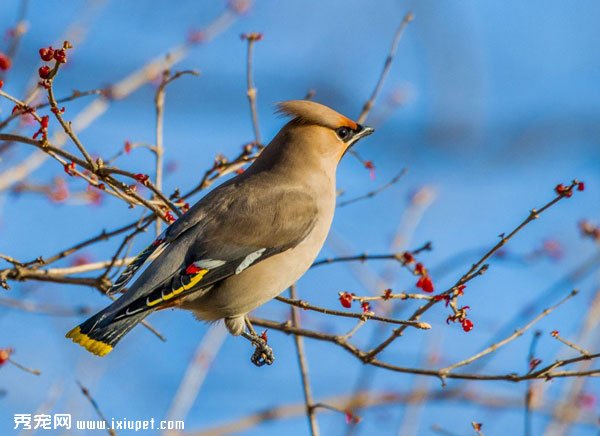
272, 100, 374, 165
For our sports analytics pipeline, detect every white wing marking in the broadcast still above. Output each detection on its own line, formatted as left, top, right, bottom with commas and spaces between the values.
235, 248, 266, 274
193, 259, 226, 269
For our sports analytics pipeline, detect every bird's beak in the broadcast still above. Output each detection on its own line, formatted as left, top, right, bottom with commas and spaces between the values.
348, 125, 375, 147
357, 125, 375, 139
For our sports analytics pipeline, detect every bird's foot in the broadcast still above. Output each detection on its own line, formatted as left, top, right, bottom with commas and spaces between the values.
250, 336, 274, 366
242, 331, 275, 367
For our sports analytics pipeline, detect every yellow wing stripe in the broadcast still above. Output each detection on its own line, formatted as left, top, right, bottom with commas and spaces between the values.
147, 269, 208, 307
65, 326, 113, 357
146, 297, 163, 307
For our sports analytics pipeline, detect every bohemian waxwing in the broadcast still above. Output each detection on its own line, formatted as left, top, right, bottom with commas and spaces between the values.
66, 100, 374, 365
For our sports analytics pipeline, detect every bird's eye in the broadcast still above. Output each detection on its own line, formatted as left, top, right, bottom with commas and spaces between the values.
336, 127, 351, 141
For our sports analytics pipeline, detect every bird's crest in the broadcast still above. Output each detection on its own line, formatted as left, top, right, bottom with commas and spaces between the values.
276, 100, 358, 130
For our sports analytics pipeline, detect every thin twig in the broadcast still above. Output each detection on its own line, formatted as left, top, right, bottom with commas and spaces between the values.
357, 12, 414, 125
1, 348, 41, 376
166, 324, 228, 426
242, 33, 262, 145
311, 241, 432, 268
289, 284, 320, 436
275, 296, 431, 329
7, 358, 41, 376
525, 331, 542, 436
0, 3, 243, 193
187, 388, 599, 436
0, 132, 179, 220
44, 216, 152, 266
250, 316, 600, 382
47, 66, 97, 169
0, 296, 89, 317
153, 69, 200, 235
366, 181, 581, 360
439, 290, 578, 374
0, 0, 29, 83
76, 381, 116, 436
550, 330, 592, 358
337, 168, 407, 208
543, 288, 600, 434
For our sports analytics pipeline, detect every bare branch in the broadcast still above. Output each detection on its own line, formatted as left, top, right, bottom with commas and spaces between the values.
289, 284, 320, 436
242, 33, 263, 145
76, 381, 116, 436
357, 12, 414, 125
439, 290, 578, 375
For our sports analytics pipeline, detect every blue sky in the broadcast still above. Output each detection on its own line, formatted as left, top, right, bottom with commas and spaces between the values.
1, 1, 599, 435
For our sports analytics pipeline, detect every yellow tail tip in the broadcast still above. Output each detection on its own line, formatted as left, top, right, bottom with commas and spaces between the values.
65, 326, 113, 357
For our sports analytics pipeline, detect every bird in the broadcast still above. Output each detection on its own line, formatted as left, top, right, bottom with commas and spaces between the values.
66, 100, 374, 365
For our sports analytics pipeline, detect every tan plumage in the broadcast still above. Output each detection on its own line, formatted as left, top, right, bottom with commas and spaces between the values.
277, 100, 359, 130
66, 100, 373, 364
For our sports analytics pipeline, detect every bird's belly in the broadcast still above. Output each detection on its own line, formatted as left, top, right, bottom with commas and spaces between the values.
187, 209, 333, 320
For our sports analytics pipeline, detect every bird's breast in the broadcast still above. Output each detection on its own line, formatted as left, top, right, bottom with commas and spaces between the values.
189, 189, 335, 320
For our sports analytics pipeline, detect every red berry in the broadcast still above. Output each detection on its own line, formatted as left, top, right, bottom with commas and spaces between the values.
0, 80, 3, 89
382, 289, 392, 300
0, 53, 12, 71
63, 162, 76, 176
433, 294, 451, 306
361, 301, 371, 313
529, 357, 542, 371
38, 66, 51, 79
240, 32, 263, 41
461, 318, 474, 332
53, 48, 67, 63
344, 411, 361, 425
416, 276, 434, 293
364, 160, 376, 180
554, 183, 573, 198
33, 116, 50, 140
40, 115, 49, 129
134, 173, 149, 184
165, 211, 176, 223
39, 46, 54, 62
0, 348, 11, 365
124, 141, 132, 154
578, 181, 585, 191
401, 252, 414, 264
339, 291, 354, 308
414, 263, 426, 276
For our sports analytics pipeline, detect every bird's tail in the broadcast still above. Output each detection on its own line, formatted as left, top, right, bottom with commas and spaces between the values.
66, 308, 149, 357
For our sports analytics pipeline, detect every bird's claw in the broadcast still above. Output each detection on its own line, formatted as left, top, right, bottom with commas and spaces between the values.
250, 337, 274, 367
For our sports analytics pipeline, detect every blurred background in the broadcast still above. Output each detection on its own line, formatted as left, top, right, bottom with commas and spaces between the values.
1, 0, 599, 434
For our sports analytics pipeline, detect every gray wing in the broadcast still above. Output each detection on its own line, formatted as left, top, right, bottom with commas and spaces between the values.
107, 177, 318, 320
